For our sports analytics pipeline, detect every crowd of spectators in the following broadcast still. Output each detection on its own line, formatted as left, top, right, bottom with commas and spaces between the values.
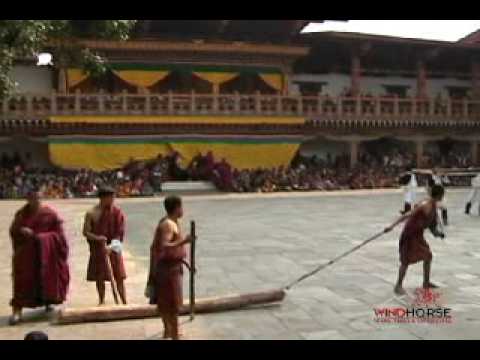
0, 146, 477, 199
0, 152, 173, 199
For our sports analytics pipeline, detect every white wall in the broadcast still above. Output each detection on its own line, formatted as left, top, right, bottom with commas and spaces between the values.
10, 65, 54, 94
292, 73, 472, 98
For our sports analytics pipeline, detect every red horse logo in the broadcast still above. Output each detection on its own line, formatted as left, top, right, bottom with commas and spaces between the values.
413, 288, 441, 306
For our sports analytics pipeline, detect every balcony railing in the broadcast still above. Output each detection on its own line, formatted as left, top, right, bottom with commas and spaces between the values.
2, 92, 480, 121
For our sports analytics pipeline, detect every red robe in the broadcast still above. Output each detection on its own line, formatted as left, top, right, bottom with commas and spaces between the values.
10, 205, 70, 308
147, 218, 186, 313
399, 204, 436, 265
86, 205, 127, 282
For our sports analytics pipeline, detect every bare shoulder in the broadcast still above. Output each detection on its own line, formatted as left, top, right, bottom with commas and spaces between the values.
113, 205, 125, 216
86, 205, 100, 222
162, 218, 179, 233
418, 201, 433, 215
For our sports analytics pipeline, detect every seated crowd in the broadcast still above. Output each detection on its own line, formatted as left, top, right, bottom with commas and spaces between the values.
0, 147, 475, 199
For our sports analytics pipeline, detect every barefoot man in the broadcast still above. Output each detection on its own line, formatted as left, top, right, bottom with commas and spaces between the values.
83, 186, 127, 305
9, 188, 70, 325
385, 184, 445, 296
147, 195, 193, 340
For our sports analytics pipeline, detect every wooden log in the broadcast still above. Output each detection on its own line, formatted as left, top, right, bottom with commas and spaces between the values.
189, 221, 196, 320
54, 289, 285, 325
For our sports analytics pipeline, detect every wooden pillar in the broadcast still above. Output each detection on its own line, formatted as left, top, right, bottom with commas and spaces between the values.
393, 96, 399, 116
350, 140, 359, 168
1, 96, 7, 117
51, 91, 57, 114
25, 94, 33, 116
234, 91, 240, 113
212, 91, 219, 113
98, 89, 105, 114
167, 91, 173, 113
351, 55, 361, 96
145, 94, 151, 115
472, 141, 479, 166
276, 93, 282, 115
472, 61, 480, 99
74, 89, 81, 114
122, 90, 128, 113
472, 61, 480, 116
190, 90, 196, 113
297, 95, 303, 115
317, 94, 323, 116
58, 68, 67, 94
416, 61, 428, 99
282, 68, 291, 96
254, 91, 261, 113
416, 139, 425, 168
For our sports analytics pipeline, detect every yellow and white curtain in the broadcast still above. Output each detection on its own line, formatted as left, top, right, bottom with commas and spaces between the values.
259, 73, 284, 92
67, 64, 286, 93
67, 69, 89, 89
193, 72, 239, 93
112, 70, 170, 89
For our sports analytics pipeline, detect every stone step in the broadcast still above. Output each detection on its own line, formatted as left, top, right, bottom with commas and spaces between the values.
161, 181, 217, 193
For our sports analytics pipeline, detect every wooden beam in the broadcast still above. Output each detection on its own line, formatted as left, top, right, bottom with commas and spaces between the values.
79, 39, 310, 57
54, 289, 286, 325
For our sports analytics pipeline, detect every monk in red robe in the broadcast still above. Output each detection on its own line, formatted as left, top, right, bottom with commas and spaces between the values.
147, 195, 193, 340
385, 184, 445, 295
83, 186, 127, 305
9, 189, 70, 325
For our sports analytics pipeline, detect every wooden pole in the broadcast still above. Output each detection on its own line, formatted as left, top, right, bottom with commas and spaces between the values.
54, 289, 286, 325
105, 247, 120, 305
189, 221, 196, 321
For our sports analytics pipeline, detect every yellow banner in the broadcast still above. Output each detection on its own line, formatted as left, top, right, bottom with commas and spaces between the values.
112, 70, 170, 88
49, 143, 172, 171
49, 115, 306, 125
49, 142, 300, 171
171, 143, 299, 170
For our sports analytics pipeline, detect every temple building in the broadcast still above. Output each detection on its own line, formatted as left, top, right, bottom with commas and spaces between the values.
2, 20, 480, 171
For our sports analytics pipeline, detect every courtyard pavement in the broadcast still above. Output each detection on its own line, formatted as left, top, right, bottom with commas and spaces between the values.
0, 189, 479, 340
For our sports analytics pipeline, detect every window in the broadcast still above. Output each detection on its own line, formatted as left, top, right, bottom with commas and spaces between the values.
446, 86, 470, 99
382, 85, 410, 98
294, 81, 327, 96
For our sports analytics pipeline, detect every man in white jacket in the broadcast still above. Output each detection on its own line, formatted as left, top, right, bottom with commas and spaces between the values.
465, 173, 480, 215
399, 169, 418, 214
428, 169, 449, 226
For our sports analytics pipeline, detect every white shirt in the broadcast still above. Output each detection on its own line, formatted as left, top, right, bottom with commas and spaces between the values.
404, 173, 418, 204
472, 174, 480, 188
432, 174, 442, 185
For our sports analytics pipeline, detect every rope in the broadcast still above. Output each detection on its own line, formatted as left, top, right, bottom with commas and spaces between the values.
284, 230, 387, 291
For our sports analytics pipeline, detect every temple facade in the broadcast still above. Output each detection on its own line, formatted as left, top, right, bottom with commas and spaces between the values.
2, 20, 480, 171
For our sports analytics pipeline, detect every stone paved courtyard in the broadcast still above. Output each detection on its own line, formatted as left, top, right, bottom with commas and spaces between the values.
0, 189, 479, 340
